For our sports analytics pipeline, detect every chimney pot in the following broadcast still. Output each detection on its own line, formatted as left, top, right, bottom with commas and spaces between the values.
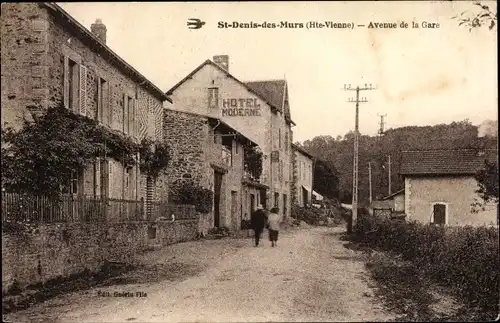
91, 19, 107, 44
213, 55, 229, 72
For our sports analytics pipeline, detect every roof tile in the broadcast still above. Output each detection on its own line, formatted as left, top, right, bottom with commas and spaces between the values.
400, 149, 497, 176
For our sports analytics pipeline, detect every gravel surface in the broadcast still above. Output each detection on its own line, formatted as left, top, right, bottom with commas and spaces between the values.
4, 226, 395, 322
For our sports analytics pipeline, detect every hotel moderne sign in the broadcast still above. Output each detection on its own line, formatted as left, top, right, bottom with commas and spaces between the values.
221, 98, 262, 117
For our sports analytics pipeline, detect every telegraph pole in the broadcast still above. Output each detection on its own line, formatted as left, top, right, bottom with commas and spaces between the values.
378, 113, 387, 136
368, 162, 372, 204
388, 155, 392, 195
344, 83, 376, 230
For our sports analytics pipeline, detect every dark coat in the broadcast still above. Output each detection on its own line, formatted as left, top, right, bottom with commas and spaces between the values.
250, 209, 267, 230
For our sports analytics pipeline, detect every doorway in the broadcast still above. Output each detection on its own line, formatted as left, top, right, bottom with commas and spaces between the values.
231, 191, 238, 231
214, 171, 223, 228
259, 189, 267, 209
250, 194, 256, 213
432, 203, 446, 225
302, 187, 309, 206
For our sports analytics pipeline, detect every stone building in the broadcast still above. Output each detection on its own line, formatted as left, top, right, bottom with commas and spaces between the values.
163, 109, 263, 232
165, 55, 295, 218
1, 3, 170, 202
400, 149, 498, 226
292, 143, 314, 207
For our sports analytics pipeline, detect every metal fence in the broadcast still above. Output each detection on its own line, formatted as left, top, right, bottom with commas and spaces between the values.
1, 193, 197, 224
146, 201, 197, 222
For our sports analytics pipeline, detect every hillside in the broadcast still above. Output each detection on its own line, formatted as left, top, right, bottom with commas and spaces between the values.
300, 120, 498, 205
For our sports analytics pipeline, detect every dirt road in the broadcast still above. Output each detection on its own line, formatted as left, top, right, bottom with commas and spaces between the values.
5, 227, 394, 322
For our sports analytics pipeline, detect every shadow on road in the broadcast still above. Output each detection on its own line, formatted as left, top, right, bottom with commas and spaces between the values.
3, 261, 203, 315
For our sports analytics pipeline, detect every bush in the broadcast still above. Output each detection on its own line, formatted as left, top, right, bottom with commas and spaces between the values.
170, 181, 213, 214
291, 205, 324, 225
350, 214, 499, 319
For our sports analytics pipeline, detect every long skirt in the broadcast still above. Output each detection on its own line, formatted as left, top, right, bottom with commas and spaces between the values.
268, 229, 279, 242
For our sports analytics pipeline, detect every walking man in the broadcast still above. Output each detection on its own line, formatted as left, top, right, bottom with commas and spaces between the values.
267, 207, 282, 247
250, 204, 267, 247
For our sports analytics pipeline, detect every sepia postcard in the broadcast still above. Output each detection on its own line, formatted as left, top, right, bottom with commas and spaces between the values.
1, 1, 498, 322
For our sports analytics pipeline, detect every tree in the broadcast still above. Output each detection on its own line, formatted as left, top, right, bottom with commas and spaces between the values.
475, 160, 499, 204
313, 158, 339, 200
453, 1, 497, 31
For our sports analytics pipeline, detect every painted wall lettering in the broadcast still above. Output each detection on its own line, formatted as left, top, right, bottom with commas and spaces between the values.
221, 98, 261, 117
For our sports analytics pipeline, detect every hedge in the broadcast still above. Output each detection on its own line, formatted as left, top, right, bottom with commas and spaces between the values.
351, 214, 499, 319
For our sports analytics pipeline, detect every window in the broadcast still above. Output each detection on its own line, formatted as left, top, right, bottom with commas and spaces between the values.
122, 94, 135, 136
128, 96, 135, 137
64, 57, 86, 116
67, 59, 77, 112
222, 136, 233, 167
97, 78, 109, 123
208, 87, 219, 110
432, 203, 447, 225
274, 192, 280, 208
62, 170, 81, 195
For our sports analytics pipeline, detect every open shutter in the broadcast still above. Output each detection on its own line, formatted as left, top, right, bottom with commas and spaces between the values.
94, 157, 101, 198
123, 93, 128, 134
79, 65, 87, 116
96, 78, 101, 121
63, 56, 70, 109
130, 98, 136, 139
106, 83, 112, 128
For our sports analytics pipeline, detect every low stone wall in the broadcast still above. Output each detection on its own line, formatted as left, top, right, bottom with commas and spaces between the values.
2, 219, 198, 293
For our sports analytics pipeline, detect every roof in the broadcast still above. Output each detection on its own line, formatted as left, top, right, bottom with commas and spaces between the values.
400, 149, 498, 176
208, 117, 259, 147
381, 189, 405, 200
166, 59, 295, 125
245, 80, 294, 125
44, 3, 171, 103
371, 200, 394, 210
292, 143, 315, 160
164, 108, 258, 147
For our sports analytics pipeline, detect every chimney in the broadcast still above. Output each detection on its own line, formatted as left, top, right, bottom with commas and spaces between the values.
91, 19, 107, 44
213, 55, 229, 72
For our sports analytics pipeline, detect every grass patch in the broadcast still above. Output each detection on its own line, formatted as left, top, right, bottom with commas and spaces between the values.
348, 214, 499, 322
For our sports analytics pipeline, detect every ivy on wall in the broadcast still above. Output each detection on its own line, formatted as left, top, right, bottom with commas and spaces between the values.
1, 103, 169, 196
243, 144, 263, 180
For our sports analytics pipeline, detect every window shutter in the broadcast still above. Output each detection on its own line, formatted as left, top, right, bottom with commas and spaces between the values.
123, 93, 128, 134
79, 65, 87, 116
96, 78, 101, 122
131, 99, 136, 139
63, 56, 70, 109
94, 157, 101, 198
107, 84, 113, 127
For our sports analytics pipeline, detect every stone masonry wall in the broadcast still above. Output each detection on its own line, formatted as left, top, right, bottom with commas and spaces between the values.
1, 3, 165, 201
2, 219, 198, 293
163, 109, 211, 193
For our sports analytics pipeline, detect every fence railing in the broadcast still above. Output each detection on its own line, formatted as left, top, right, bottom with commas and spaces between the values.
146, 201, 197, 222
1, 193, 196, 224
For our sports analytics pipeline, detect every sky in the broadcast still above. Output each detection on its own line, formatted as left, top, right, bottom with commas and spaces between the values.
58, 1, 498, 143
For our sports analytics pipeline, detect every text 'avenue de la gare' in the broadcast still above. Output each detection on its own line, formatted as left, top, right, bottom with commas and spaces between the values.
221, 98, 262, 117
